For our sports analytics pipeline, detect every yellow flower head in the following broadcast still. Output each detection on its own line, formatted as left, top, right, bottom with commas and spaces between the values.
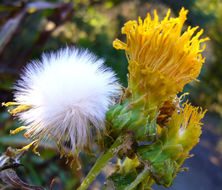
166, 101, 206, 153
137, 102, 206, 187
113, 8, 209, 104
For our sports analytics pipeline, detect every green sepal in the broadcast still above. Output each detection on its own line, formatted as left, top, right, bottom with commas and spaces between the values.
105, 172, 138, 190
106, 99, 158, 141
103, 157, 143, 190
137, 133, 185, 187
137, 141, 162, 163
151, 159, 177, 187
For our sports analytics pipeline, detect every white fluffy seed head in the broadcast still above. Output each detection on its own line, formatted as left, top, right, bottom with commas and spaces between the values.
14, 47, 120, 153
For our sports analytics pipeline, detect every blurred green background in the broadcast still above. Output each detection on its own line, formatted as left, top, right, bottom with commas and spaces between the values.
0, 0, 222, 189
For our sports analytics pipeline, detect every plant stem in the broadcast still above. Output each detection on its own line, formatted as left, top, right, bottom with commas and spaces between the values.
77, 135, 129, 190
124, 167, 151, 190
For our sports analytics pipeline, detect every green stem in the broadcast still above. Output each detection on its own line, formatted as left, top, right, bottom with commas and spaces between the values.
124, 167, 151, 190
77, 135, 129, 190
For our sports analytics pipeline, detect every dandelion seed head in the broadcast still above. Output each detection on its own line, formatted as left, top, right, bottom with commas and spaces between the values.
12, 47, 120, 153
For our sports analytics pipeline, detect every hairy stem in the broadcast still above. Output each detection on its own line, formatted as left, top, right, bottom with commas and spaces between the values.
124, 167, 151, 190
77, 134, 130, 190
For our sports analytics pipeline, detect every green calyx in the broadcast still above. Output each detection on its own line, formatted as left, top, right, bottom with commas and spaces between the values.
106, 97, 158, 141
104, 90, 204, 189
104, 157, 153, 190
136, 127, 190, 187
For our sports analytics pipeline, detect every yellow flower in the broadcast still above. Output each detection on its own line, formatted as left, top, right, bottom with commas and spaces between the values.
113, 8, 209, 104
168, 101, 206, 152
137, 102, 206, 186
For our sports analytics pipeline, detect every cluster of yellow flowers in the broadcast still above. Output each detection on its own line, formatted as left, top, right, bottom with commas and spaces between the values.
106, 7, 209, 187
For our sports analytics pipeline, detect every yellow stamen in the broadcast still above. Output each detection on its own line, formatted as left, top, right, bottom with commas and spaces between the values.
17, 139, 39, 153
9, 105, 31, 115
2, 102, 31, 115
32, 140, 40, 156
24, 132, 31, 138
10, 126, 27, 135
2, 102, 21, 106
178, 93, 189, 101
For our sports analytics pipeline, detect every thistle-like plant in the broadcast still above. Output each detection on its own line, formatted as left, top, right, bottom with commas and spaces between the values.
78, 7, 209, 190
3, 7, 209, 190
